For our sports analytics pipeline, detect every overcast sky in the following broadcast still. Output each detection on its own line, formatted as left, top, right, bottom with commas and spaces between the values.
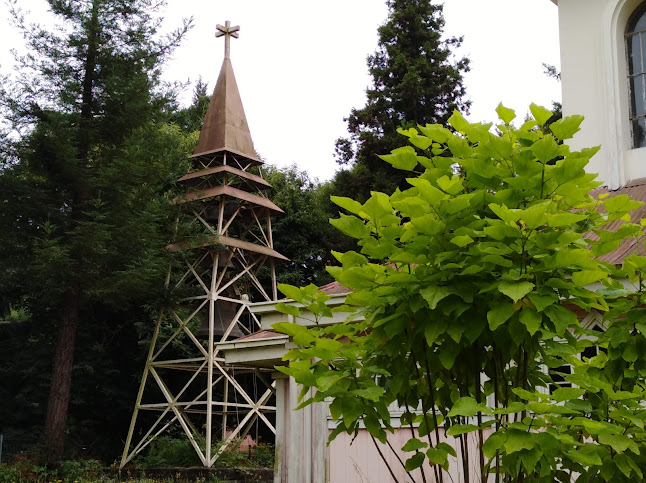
0, 0, 561, 181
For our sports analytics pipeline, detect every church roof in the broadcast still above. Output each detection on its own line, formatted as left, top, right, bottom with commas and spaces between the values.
589, 178, 646, 265
192, 57, 260, 163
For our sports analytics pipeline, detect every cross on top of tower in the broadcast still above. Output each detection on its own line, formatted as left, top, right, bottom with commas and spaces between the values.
216, 20, 240, 60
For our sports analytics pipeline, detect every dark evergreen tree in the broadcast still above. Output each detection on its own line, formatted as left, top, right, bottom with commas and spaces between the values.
168, 78, 211, 134
0, 0, 191, 461
334, 0, 470, 201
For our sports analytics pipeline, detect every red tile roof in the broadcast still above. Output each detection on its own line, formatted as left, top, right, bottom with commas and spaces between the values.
317, 281, 352, 295
234, 330, 286, 341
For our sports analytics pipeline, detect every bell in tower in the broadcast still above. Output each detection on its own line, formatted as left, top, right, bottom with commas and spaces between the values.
194, 299, 245, 340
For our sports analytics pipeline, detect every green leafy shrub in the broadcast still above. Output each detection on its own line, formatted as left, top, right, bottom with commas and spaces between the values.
137, 436, 202, 468
275, 104, 646, 481
59, 459, 102, 481
136, 436, 274, 469
249, 443, 274, 468
0, 465, 21, 483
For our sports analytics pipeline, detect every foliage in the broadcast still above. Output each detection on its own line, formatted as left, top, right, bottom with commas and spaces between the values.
168, 79, 212, 134
275, 104, 646, 481
333, 0, 469, 202
0, 0, 192, 461
136, 436, 274, 469
137, 437, 203, 468
0, 464, 21, 483
262, 165, 341, 287
58, 459, 103, 481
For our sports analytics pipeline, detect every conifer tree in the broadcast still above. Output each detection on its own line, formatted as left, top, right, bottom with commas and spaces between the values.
0, 0, 191, 461
334, 0, 469, 201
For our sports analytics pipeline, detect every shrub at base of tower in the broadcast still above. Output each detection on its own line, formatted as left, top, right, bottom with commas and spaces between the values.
275, 104, 646, 481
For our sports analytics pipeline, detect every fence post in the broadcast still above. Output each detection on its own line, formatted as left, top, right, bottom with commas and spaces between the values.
0, 433, 3, 464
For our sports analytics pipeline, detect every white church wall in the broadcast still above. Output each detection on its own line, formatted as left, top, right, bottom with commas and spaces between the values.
557, 0, 646, 189
328, 428, 488, 483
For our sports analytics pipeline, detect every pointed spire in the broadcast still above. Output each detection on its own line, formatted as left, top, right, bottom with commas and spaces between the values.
192, 22, 260, 163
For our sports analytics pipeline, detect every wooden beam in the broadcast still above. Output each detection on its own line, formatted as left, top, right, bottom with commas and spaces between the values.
172, 185, 284, 213
178, 165, 272, 189
167, 234, 289, 261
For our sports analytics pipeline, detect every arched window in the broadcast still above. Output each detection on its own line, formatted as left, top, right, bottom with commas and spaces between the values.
626, 3, 646, 148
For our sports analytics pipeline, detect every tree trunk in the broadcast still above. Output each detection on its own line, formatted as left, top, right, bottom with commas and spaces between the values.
44, 283, 80, 462
43, 0, 99, 461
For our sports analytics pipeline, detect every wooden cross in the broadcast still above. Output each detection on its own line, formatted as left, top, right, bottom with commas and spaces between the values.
216, 20, 240, 59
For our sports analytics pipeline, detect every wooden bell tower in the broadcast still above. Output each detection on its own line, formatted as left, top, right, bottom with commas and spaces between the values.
120, 21, 287, 468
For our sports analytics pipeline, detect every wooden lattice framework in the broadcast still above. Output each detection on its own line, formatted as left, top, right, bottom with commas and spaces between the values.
120, 22, 287, 468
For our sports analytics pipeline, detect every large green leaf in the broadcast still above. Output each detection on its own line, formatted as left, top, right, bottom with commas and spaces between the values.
424, 319, 448, 345
496, 102, 516, 124
421, 285, 452, 310
275, 302, 300, 317
331, 196, 364, 216
520, 448, 542, 473
512, 388, 539, 401
493, 401, 525, 414
379, 146, 418, 171
531, 136, 560, 163
402, 438, 428, 452
571, 269, 608, 286
544, 304, 577, 336
487, 303, 515, 330
518, 307, 543, 335
565, 444, 602, 466
530, 103, 553, 125
408, 178, 445, 205
448, 110, 470, 132
482, 432, 506, 459
438, 340, 460, 369
418, 124, 450, 143
550, 115, 583, 140
604, 194, 642, 214
317, 373, 345, 392
330, 214, 371, 239
504, 430, 536, 453
614, 453, 634, 478
550, 387, 585, 403
405, 452, 426, 471
546, 212, 587, 227
519, 308, 542, 335
528, 293, 557, 312
352, 386, 384, 402
437, 175, 463, 195
498, 281, 535, 303
489, 203, 521, 224
447, 397, 480, 417
446, 424, 478, 436
278, 284, 305, 303
340, 397, 364, 428
426, 447, 449, 470
410, 135, 433, 150
598, 432, 638, 454
450, 235, 474, 247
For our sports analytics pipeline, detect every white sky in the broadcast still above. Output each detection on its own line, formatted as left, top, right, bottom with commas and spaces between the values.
0, 0, 561, 182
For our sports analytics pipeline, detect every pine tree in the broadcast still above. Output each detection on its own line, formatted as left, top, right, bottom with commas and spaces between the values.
168, 78, 212, 134
0, 0, 191, 461
334, 0, 469, 201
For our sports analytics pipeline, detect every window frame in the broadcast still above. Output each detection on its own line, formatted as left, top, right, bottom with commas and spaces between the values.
625, 2, 646, 148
